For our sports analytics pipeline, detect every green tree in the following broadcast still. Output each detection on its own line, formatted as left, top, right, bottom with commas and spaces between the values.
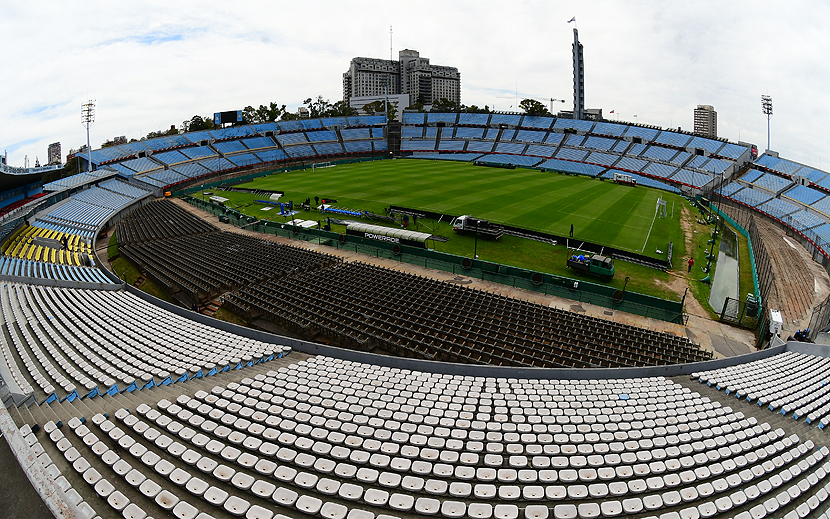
242, 102, 285, 124
519, 99, 550, 116
325, 100, 358, 117
430, 97, 460, 113
463, 104, 490, 114
304, 96, 333, 119
362, 100, 398, 120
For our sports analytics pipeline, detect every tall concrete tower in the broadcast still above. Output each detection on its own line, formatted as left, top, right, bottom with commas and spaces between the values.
572, 28, 585, 120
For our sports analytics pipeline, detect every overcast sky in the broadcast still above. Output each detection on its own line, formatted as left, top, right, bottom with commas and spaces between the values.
2, 1, 828, 170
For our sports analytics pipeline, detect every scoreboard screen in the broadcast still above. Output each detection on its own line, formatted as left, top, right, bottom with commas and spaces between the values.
214, 110, 243, 125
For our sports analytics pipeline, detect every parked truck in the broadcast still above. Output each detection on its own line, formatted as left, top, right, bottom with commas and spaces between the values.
566, 253, 615, 281
451, 215, 504, 240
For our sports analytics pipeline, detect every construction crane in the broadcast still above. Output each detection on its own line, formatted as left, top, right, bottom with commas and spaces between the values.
496, 92, 565, 114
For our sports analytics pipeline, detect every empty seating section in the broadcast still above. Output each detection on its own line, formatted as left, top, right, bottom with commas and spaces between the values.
214, 141, 247, 154
475, 155, 540, 168
755, 154, 803, 176
539, 159, 605, 178
305, 130, 339, 143
741, 170, 764, 184
402, 140, 437, 152
519, 115, 554, 129
600, 171, 682, 194
455, 127, 484, 139
42, 170, 114, 192
252, 149, 287, 164
554, 148, 589, 162
643, 163, 677, 179
457, 113, 489, 125
225, 261, 708, 368
425, 128, 439, 139
500, 130, 516, 142
0, 282, 289, 401
584, 152, 618, 167
752, 174, 791, 194
117, 200, 341, 301
623, 126, 660, 141
149, 150, 190, 166
29, 353, 830, 519
0, 192, 47, 218
120, 157, 161, 174
757, 198, 801, 220
71, 186, 135, 211
554, 118, 594, 132
686, 136, 724, 155
35, 201, 113, 238
427, 113, 459, 124
685, 156, 709, 169
140, 133, 192, 151
669, 151, 691, 167
695, 350, 830, 423
523, 145, 556, 158
0, 257, 112, 284
627, 143, 647, 157
784, 185, 825, 206
196, 157, 235, 172
315, 143, 346, 156
582, 136, 616, 151
465, 141, 494, 153
345, 141, 374, 153
341, 128, 371, 140
407, 153, 484, 162
615, 157, 649, 172
513, 130, 546, 143
611, 140, 630, 153
179, 146, 217, 160
276, 133, 309, 146
670, 170, 712, 189
438, 141, 466, 151
810, 198, 830, 219
715, 142, 747, 160
227, 153, 261, 167
494, 142, 526, 155
790, 210, 825, 231
146, 170, 185, 186
643, 146, 678, 163
590, 121, 627, 137
798, 166, 829, 184
700, 158, 731, 174
565, 134, 585, 147
2, 224, 91, 267
544, 133, 564, 146
729, 187, 773, 207
489, 114, 521, 126
211, 125, 255, 140
654, 131, 692, 148
98, 179, 151, 200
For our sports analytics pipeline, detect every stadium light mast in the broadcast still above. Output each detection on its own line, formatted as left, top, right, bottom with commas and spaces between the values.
761, 95, 773, 151
81, 99, 96, 173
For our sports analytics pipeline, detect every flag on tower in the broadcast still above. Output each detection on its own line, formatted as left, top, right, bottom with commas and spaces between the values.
610, 110, 615, 114
567, 17, 576, 23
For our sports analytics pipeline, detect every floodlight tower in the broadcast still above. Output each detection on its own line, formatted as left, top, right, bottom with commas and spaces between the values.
81, 99, 96, 173
761, 95, 773, 151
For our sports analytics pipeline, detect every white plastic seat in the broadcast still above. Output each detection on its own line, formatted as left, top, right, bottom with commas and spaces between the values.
552, 504, 576, 519
204, 486, 229, 506
494, 504, 519, 519
273, 487, 299, 506
389, 493, 414, 511
524, 505, 549, 519
295, 495, 322, 515
155, 489, 179, 510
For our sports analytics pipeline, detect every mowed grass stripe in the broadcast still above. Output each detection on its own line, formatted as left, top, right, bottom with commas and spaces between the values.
236, 159, 681, 255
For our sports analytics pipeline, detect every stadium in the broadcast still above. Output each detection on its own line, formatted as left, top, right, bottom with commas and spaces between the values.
4, 14, 830, 519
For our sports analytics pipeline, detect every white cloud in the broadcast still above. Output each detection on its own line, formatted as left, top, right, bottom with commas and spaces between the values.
1, 0, 828, 168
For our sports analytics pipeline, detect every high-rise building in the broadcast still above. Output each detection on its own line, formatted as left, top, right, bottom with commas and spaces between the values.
343, 50, 460, 108
694, 105, 718, 137
47, 142, 61, 165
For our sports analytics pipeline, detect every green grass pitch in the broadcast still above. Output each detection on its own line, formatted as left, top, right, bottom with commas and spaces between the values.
228, 159, 684, 259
